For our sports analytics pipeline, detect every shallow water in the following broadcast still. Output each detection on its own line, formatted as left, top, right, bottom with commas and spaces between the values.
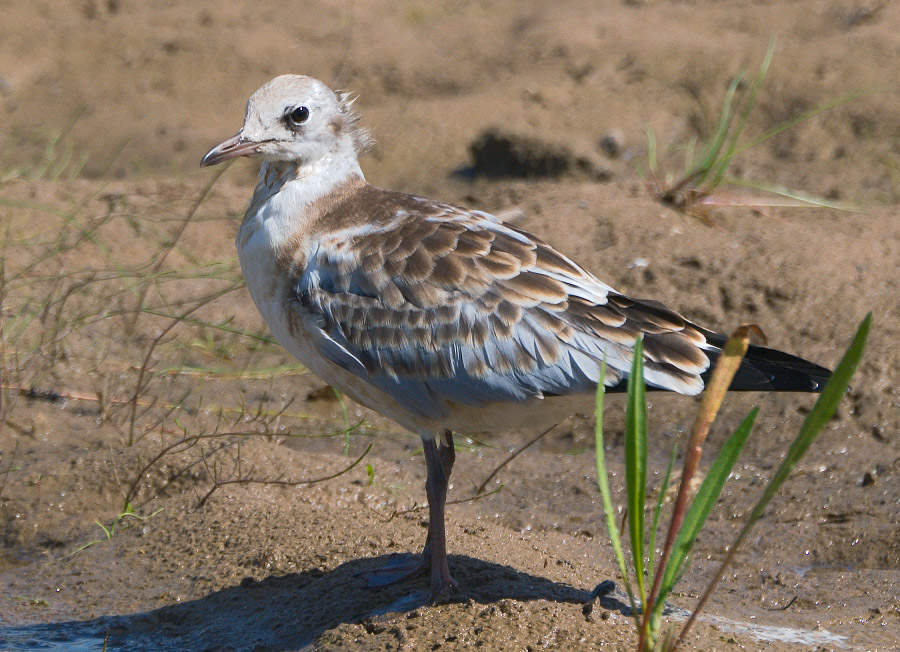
0, 622, 109, 652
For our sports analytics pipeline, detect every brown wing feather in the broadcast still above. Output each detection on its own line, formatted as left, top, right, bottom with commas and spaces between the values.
297, 186, 711, 401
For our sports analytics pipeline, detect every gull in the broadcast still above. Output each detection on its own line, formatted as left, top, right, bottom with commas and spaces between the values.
201, 75, 830, 603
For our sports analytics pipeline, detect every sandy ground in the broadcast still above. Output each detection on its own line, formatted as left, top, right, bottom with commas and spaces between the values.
2, 1, 899, 651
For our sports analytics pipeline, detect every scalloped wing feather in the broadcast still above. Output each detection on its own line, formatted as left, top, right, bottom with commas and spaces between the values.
293, 188, 710, 419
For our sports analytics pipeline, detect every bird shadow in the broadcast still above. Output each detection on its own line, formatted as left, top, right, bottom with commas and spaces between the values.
0, 555, 625, 652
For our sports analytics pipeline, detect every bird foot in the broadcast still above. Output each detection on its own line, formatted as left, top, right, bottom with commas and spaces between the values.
359, 552, 457, 604
359, 553, 429, 588
430, 572, 458, 605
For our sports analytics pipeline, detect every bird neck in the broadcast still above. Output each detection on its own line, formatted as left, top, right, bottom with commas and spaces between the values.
262, 144, 365, 202
238, 153, 366, 252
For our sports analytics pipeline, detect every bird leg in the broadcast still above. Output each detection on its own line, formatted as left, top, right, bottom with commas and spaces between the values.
360, 431, 457, 603
423, 430, 457, 602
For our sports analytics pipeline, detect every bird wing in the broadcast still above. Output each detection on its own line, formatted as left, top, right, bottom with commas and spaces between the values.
293, 198, 711, 420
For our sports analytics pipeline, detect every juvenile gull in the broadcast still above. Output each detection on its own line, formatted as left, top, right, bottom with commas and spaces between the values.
201, 74, 830, 603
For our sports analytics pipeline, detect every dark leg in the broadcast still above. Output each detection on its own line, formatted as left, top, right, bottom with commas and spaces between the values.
359, 431, 457, 602
423, 430, 456, 602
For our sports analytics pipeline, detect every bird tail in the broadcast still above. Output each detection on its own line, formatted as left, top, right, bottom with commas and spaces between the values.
702, 332, 832, 392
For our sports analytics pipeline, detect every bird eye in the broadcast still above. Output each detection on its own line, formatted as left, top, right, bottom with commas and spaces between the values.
288, 105, 310, 126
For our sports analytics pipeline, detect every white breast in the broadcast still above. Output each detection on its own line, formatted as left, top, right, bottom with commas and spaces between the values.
235, 164, 598, 439
237, 196, 327, 375
236, 160, 361, 371
236, 178, 438, 435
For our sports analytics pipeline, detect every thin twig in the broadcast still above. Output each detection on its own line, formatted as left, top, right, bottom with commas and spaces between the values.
367, 484, 505, 522
126, 285, 236, 446
127, 165, 227, 335
197, 442, 373, 507
475, 423, 559, 495
0, 440, 20, 501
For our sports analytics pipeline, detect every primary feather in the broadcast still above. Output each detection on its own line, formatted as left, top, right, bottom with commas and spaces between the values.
290, 185, 719, 422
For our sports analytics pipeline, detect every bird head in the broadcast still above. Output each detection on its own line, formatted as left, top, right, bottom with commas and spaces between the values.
200, 75, 371, 168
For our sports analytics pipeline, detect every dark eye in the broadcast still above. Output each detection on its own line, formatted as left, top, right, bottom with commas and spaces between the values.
288, 105, 309, 126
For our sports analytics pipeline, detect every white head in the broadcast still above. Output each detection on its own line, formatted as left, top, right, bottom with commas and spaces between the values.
200, 75, 371, 168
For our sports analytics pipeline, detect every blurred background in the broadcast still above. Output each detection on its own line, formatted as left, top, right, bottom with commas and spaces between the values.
2, 2, 899, 650
3, 0, 899, 197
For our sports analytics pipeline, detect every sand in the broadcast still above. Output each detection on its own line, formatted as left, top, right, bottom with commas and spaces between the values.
1, 2, 899, 650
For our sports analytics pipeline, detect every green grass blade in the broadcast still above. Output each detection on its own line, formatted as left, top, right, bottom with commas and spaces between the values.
719, 178, 864, 212
647, 445, 678, 585
740, 313, 870, 534
728, 39, 774, 152
709, 40, 775, 187
624, 338, 648, 605
95, 520, 112, 539
657, 407, 758, 604
735, 89, 878, 159
594, 359, 640, 624
676, 313, 871, 647
688, 72, 743, 185
158, 363, 307, 379
139, 308, 277, 343
646, 129, 658, 174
